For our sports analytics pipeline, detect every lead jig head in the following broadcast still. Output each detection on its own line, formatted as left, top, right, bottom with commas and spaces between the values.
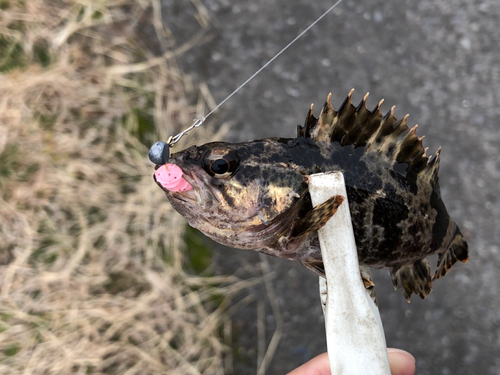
149, 141, 170, 165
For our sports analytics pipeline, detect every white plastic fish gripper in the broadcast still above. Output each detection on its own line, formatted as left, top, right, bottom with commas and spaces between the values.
308, 171, 391, 375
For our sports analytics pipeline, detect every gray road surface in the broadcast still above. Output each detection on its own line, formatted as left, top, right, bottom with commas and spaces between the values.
158, 0, 500, 373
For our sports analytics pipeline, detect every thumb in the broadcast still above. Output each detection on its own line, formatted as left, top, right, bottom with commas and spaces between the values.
387, 348, 416, 375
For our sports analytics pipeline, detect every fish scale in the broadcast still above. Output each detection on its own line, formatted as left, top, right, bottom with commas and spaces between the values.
150, 91, 469, 302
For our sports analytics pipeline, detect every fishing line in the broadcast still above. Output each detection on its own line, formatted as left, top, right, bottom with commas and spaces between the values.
167, 0, 344, 147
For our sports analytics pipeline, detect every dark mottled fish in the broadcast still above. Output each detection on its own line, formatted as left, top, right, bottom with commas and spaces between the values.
150, 90, 469, 301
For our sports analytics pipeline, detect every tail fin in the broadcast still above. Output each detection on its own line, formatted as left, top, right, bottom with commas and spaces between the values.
433, 225, 469, 280
391, 259, 433, 302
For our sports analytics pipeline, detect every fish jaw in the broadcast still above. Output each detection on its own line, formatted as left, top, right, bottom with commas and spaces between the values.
153, 164, 199, 204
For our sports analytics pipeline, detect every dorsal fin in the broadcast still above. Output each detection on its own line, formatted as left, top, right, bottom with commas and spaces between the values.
423, 147, 441, 192
297, 90, 435, 176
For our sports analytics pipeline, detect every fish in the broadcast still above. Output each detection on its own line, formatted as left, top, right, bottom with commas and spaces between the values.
149, 90, 469, 301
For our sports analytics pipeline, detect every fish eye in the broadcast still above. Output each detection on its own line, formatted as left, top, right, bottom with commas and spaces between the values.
202, 150, 239, 178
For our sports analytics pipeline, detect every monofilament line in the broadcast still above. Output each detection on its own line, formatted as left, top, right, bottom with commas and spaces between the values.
167, 0, 344, 147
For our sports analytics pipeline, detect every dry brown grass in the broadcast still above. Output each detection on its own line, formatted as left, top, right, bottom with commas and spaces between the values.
0, 1, 240, 373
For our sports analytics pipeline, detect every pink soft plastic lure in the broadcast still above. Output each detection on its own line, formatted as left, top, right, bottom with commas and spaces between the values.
154, 164, 192, 192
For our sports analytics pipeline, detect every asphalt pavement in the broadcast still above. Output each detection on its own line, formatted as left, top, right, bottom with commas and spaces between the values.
160, 0, 500, 373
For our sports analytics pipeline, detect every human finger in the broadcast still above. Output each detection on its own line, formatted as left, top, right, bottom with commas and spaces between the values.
286, 348, 415, 375
387, 348, 416, 375
286, 352, 330, 375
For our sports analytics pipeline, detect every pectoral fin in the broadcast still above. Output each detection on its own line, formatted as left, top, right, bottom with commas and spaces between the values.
360, 265, 378, 306
291, 195, 344, 239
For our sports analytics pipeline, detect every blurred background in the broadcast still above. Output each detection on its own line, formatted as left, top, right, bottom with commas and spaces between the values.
1, 0, 499, 374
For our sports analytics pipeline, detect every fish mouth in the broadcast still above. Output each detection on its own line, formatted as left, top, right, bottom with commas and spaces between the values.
154, 167, 217, 208
154, 174, 197, 203
182, 172, 220, 208
167, 186, 198, 203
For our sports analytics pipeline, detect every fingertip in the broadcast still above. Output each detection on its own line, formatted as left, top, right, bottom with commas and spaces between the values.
387, 348, 416, 375
286, 352, 330, 375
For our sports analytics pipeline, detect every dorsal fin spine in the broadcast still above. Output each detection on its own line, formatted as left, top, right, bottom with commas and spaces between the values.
426, 147, 441, 179
316, 93, 336, 141
347, 94, 372, 146
302, 103, 317, 138
297, 91, 441, 178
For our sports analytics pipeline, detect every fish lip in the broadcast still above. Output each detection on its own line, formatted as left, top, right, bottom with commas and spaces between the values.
168, 188, 198, 203
183, 171, 220, 206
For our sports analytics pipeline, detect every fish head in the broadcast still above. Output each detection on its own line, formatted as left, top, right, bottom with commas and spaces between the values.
153, 140, 307, 249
